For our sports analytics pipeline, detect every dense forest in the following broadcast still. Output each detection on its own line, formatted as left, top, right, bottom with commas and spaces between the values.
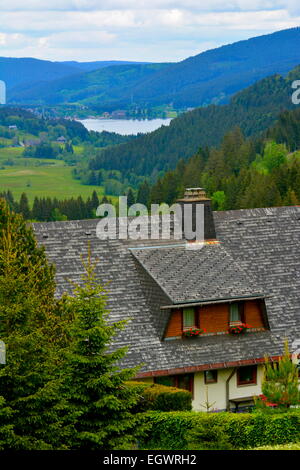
9, 63, 168, 106
84, 66, 300, 183
0, 189, 112, 221
2, 107, 300, 221
8, 28, 300, 112
136, 108, 300, 211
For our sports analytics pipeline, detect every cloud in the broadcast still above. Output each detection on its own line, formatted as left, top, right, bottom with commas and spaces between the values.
0, 2, 299, 62
41, 31, 117, 49
0, 1, 294, 12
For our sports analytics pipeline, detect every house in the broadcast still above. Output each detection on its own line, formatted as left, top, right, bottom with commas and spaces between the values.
32, 188, 300, 412
23, 139, 41, 147
56, 136, 67, 144
111, 110, 127, 119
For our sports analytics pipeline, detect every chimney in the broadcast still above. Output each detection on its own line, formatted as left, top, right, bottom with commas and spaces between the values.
176, 188, 217, 241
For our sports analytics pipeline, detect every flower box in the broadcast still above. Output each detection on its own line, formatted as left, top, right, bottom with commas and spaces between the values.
228, 323, 251, 335
183, 327, 206, 337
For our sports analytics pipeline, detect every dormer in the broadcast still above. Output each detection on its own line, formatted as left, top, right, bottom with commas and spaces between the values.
163, 297, 269, 340
130, 187, 270, 342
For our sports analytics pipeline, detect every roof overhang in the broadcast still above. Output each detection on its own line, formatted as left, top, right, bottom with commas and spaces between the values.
135, 355, 285, 378
160, 294, 267, 310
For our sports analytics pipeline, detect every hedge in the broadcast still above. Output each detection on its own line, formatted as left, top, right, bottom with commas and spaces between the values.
126, 381, 192, 412
138, 410, 300, 450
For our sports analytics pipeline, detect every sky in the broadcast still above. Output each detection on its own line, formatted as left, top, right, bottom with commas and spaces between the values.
0, 1, 300, 63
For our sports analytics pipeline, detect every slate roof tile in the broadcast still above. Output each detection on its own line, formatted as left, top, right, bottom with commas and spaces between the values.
32, 205, 300, 375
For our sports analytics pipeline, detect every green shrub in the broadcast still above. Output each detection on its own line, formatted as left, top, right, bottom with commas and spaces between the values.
187, 421, 233, 450
125, 382, 192, 412
138, 410, 300, 450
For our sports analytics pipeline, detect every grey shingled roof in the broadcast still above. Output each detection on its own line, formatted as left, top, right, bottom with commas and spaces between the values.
32, 205, 300, 375
131, 243, 264, 304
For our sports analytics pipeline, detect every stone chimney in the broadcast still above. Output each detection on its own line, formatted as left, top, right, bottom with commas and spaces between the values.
177, 188, 217, 241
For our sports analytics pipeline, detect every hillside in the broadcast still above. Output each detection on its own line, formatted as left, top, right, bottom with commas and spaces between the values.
60, 60, 150, 72
0, 57, 80, 90
122, 27, 300, 108
9, 63, 168, 106
146, 106, 300, 212
7, 27, 300, 110
87, 66, 300, 179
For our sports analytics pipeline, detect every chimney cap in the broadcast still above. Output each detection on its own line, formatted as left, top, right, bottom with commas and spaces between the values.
178, 187, 209, 202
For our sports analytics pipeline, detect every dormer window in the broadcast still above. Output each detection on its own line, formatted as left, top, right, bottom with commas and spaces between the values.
164, 299, 267, 340
229, 302, 244, 326
183, 307, 197, 330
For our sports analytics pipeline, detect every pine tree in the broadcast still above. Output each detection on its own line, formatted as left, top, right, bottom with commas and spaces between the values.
18, 193, 31, 220
61, 247, 140, 450
0, 199, 72, 449
127, 188, 135, 207
91, 190, 100, 211
260, 340, 300, 408
137, 181, 150, 207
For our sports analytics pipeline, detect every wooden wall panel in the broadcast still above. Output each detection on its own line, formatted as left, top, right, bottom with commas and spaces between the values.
165, 309, 182, 337
199, 304, 229, 333
244, 300, 265, 328
164, 300, 266, 338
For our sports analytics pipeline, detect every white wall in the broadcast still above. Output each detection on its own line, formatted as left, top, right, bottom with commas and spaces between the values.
192, 366, 264, 411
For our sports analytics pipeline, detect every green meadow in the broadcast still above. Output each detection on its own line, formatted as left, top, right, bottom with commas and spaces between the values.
0, 147, 114, 205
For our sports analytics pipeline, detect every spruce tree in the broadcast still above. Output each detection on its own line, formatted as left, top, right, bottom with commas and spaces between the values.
260, 340, 300, 408
61, 247, 140, 450
0, 199, 71, 449
18, 193, 31, 220
127, 188, 135, 207
91, 190, 100, 211
137, 181, 150, 207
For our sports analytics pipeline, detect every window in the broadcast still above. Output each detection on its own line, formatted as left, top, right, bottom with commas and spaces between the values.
155, 374, 194, 393
204, 370, 218, 384
229, 302, 244, 324
183, 307, 196, 330
237, 366, 257, 386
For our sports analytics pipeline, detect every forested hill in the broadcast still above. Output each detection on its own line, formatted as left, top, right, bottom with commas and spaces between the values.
145, 107, 300, 212
0, 57, 80, 90
122, 27, 300, 109
8, 28, 300, 109
9, 63, 168, 106
88, 66, 300, 179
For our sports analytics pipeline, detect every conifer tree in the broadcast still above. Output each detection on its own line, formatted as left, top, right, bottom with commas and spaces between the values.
127, 188, 136, 207
61, 247, 140, 450
137, 180, 150, 207
260, 340, 300, 408
18, 192, 31, 220
91, 190, 100, 211
0, 199, 71, 449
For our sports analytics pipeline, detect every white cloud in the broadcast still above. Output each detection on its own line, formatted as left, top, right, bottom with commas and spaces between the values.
41, 31, 116, 48
0, 2, 299, 62
0, 1, 295, 12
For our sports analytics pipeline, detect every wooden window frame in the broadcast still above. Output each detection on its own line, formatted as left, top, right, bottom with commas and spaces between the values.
204, 370, 218, 384
229, 301, 245, 326
237, 365, 257, 386
182, 307, 198, 331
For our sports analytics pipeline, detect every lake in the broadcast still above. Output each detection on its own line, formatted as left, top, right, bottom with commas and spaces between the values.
79, 118, 172, 135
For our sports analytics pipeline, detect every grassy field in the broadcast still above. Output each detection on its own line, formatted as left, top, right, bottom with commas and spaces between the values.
0, 147, 116, 205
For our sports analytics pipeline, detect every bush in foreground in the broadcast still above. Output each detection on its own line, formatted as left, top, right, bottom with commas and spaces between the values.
138, 410, 300, 450
126, 381, 192, 412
